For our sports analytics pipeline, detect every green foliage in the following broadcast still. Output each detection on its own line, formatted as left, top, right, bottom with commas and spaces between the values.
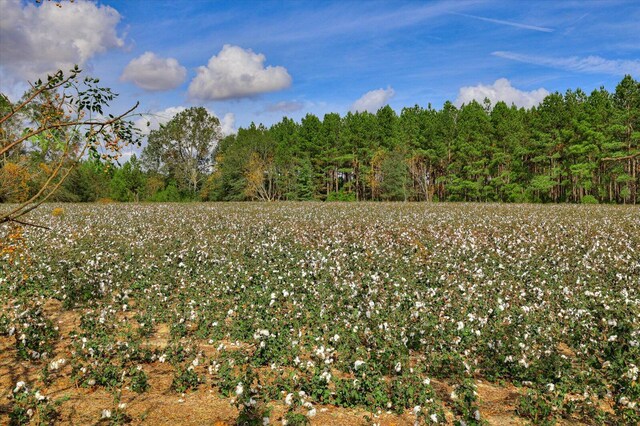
4, 75, 638, 204
9, 383, 66, 426
13, 307, 59, 361
283, 411, 309, 426
129, 366, 149, 393
147, 181, 182, 202
171, 367, 201, 393
326, 190, 356, 201
141, 107, 221, 195
516, 388, 562, 426
581, 194, 599, 204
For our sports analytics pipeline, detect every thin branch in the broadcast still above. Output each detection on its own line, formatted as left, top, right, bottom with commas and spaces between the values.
0, 102, 139, 157
0, 147, 70, 223
601, 153, 639, 162
0, 73, 75, 126
8, 218, 51, 230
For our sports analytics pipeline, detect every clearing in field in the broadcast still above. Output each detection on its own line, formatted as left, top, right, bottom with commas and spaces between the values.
1, 203, 639, 425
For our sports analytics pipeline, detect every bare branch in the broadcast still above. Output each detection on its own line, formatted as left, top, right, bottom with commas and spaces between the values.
601, 153, 639, 162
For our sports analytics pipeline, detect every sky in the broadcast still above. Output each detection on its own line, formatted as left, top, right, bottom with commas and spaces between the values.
1, 0, 639, 145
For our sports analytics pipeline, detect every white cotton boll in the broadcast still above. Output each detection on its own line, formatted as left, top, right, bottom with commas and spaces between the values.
285, 393, 293, 405
457, 321, 464, 331
395, 362, 402, 373
413, 405, 421, 415
13, 381, 26, 393
307, 408, 317, 418
235, 382, 244, 396
263, 417, 270, 425
101, 409, 112, 419
626, 364, 638, 381
354, 360, 365, 369
430, 413, 438, 423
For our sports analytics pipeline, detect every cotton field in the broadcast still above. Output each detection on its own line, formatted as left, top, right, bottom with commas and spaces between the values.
1, 203, 639, 425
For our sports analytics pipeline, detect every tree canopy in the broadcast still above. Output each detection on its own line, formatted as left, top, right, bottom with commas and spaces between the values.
2, 75, 638, 205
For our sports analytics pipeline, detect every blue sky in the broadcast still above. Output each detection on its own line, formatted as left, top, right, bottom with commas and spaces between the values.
1, 0, 639, 137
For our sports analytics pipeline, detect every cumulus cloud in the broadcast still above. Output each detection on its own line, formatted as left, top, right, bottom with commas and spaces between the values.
0, 0, 123, 82
455, 78, 549, 109
188, 45, 292, 101
121, 52, 187, 91
265, 101, 305, 113
219, 113, 236, 136
134, 106, 235, 137
493, 51, 640, 76
350, 87, 395, 113
134, 106, 186, 136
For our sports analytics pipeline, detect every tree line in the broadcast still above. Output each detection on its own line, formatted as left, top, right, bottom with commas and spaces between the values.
1, 75, 638, 204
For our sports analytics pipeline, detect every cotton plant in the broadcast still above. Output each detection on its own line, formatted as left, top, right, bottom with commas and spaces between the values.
1, 202, 638, 424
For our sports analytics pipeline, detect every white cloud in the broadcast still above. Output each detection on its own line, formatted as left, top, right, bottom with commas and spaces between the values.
121, 52, 187, 91
0, 0, 124, 82
350, 87, 395, 113
188, 45, 292, 100
455, 78, 549, 109
134, 106, 186, 136
265, 101, 305, 113
454, 13, 553, 32
493, 51, 640, 76
134, 106, 235, 137
220, 113, 236, 136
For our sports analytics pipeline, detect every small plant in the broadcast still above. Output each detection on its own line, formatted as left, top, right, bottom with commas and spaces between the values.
233, 367, 273, 426
580, 195, 599, 204
13, 306, 59, 361
516, 387, 562, 426
283, 411, 310, 426
129, 366, 149, 393
134, 312, 155, 337
9, 382, 66, 426
450, 378, 487, 426
171, 366, 200, 393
